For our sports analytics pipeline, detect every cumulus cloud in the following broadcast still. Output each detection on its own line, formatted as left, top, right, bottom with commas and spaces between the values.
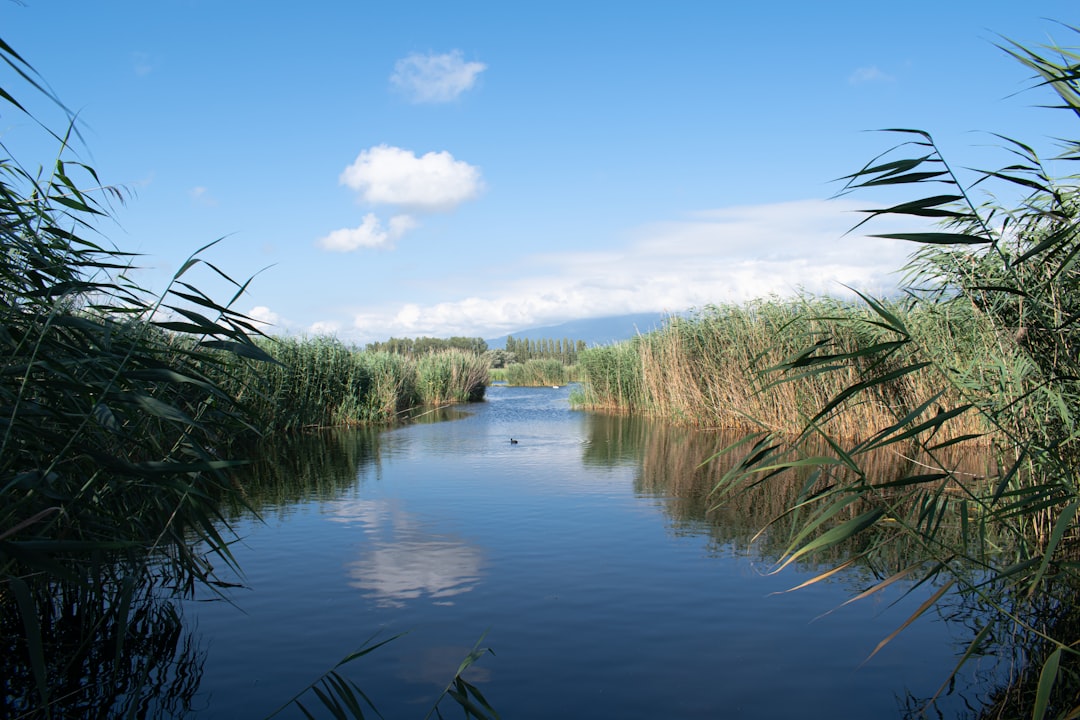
317, 212, 418, 251
309, 320, 342, 336
340, 198, 921, 344
390, 50, 486, 103
247, 305, 280, 328
339, 145, 483, 212
317, 145, 479, 253
849, 65, 893, 85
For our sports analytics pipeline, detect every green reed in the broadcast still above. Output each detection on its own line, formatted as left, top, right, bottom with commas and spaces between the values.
0, 47, 278, 713
415, 349, 490, 405
214, 337, 423, 431
504, 358, 572, 386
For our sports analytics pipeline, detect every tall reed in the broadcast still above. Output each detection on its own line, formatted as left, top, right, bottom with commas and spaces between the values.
208, 337, 494, 432
504, 358, 571, 386
577, 297, 997, 441
0, 41, 282, 713
415, 349, 489, 405
216, 337, 422, 431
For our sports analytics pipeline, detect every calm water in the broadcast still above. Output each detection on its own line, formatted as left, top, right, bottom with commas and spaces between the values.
184, 384, 995, 719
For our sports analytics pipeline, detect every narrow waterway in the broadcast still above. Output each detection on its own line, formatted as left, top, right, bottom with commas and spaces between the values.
185, 384, 996, 719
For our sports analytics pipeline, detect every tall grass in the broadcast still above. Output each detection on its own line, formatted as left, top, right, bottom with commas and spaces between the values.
576, 343, 647, 409
415, 349, 490, 405
504, 358, 572, 386
576, 297, 998, 441
203, 339, 492, 433
0, 54, 276, 714
226, 337, 421, 431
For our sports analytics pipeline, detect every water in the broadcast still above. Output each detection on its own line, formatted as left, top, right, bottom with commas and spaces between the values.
184, 385, 992, 718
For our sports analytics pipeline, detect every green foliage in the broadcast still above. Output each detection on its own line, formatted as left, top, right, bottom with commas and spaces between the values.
222, 337, 422, 431
503, 335, 586, 364
503, 358, 571, 387
710, 24, 1080, 716
415, 349, 489, 405
576, 342, 645, 410
267, 633, 499, 720
484, 348, 516, 369
366, 335, 488, 356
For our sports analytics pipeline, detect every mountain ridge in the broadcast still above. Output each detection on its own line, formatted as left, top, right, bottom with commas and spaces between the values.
485, 312, 675, 348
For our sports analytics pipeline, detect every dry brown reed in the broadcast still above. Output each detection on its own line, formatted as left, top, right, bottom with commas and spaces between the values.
578, 297, 999, 444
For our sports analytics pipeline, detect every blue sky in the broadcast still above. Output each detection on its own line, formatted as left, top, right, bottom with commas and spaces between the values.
3, 2, 1078, 344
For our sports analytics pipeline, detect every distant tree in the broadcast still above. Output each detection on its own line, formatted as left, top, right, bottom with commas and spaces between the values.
485, 349, 516, 368
367, 335, 488, 356
500, 334, 586, 364
448, 336, 488, 354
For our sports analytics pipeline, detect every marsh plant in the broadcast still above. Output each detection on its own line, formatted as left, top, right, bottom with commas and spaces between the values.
709, 25, 1080, 718
504, 358, 573, 387
0, 36, 288, 716
575, 297, 998, 440
414, 349, 490, 405
227, 337, 423, 431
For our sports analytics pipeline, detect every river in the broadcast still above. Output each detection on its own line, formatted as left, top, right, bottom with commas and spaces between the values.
182, 383, 997, 718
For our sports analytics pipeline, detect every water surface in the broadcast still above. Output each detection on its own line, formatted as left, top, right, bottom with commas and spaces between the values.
187, 384, 991, 718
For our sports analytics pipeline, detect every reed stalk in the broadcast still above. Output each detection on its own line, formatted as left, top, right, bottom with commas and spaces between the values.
504, 358, 571, 386
577, 297, 996, 443
415, 349, 489, 406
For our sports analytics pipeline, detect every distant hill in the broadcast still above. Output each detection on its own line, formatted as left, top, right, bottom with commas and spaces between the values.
485, 312, 675, 348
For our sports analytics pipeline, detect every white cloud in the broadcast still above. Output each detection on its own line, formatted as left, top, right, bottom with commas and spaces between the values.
849, 65, 893, 85
309, 320, 342, 336
317, 212, 418, 251
247, 305, 280, 328
340, 198, 921, 344
339, 145, 483, 212
390, 50, 486, 104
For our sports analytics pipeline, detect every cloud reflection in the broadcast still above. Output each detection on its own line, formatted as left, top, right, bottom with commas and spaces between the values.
328, 499, 484, 607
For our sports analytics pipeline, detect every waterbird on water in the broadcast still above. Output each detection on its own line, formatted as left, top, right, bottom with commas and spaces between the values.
510, 438, 518, 444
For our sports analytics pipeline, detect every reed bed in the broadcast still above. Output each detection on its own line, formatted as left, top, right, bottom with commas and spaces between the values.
414, 349, 490, 406
576, 296, 1000, 442
207, 339, 490, 432
504, 358, 572, 386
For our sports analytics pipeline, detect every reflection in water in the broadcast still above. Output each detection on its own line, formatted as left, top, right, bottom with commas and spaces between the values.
224, 426, 386, 518
93, 386, 1026, 718
584, 411, 998, 574
0, 573, 205, 719
330, 498, 484, 608
582, 410, 1024, 715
